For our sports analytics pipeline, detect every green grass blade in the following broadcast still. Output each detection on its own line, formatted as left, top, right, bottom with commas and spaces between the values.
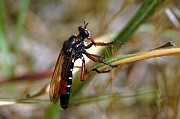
14, 0, 29, 53
115, 0, 166, 42
44, 103, 63, 119
71, 89, 157, 106
0, 0, 13, 76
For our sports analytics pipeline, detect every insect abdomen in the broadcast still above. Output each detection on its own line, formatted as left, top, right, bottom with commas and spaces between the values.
60, 57, 74, 109
60, 74, 72, 109
60, 94, 70, 109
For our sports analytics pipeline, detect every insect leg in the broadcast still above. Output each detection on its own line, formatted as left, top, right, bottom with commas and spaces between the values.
86, 53, 103, 58
91, 68, 111, 73
85, 42, 94, 49
84, 52, 117, 68
83, 68, 111, 80
74, 66, 81, 68
80, 56, 85, 81
85, 37, 122, 49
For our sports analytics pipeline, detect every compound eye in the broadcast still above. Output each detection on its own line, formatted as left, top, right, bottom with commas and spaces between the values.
78, 26, 83, 32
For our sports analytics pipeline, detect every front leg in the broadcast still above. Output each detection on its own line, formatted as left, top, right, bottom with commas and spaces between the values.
85, 37, 120, 49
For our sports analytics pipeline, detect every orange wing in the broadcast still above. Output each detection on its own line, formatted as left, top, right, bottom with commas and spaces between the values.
49, 50, 65, 103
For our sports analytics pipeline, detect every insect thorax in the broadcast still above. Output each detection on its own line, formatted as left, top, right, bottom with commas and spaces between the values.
63, 35, 86, 58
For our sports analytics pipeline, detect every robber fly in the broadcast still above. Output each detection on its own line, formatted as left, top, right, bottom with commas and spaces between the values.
49, 22, 117, 109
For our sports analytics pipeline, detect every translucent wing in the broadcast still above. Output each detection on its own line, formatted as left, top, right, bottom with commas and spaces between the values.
49, 49, 65, 103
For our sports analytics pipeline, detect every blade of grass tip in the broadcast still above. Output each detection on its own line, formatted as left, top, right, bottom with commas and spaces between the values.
115, 0, 166, 43
14, 0, 29, 53
88, 48, 180, 78
0, 0, 13, 76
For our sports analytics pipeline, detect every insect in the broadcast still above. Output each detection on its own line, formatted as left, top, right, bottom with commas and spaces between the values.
49, 22, 118, 109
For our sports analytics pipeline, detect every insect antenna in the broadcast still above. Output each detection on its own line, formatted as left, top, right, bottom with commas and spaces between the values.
83, 21, 89, 29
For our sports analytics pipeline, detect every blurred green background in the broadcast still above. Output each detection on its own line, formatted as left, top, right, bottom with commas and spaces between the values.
0, 0, 180, 119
